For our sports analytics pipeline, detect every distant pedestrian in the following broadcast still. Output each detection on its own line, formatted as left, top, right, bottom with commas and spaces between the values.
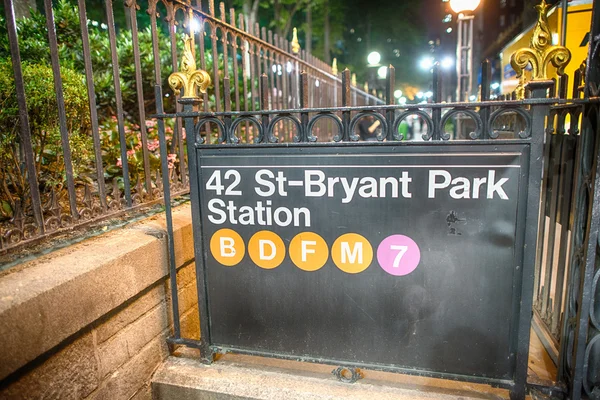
358, 115, 379, 141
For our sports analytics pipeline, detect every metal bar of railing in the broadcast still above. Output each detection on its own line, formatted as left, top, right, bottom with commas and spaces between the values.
239, 15, 250, 142
480, 59, 491, 140
551, 127, 576, 337
3, 0, 45, 235
385, 65, 395, 141
156, 84, 181, 339
299, 71, 309, 142
77, 0, 108, 212
220, 3, 229, 81
167, 5, 184, 181
230, 9, 241, 115
249, 27, 258, 114
127, 0, 153, 199
44, 0, 79, 221
432, 64, 442, 141
176, 13, 188, 187
540, 132, 563, 322
341, 69, 350, 141
105, 0, 132, 207
196, 19, 211, 141
209, 2, 221, 114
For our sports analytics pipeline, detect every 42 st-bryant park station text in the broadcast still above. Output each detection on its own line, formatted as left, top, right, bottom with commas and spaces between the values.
205, 168, 511, 228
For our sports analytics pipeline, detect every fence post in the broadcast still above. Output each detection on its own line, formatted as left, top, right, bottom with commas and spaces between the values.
386, 65, 395, 141
479, 59, 491, 140
168, 34, 212, 358
341, 68, 351, 141
512, 80, 553, 400
431, 63, 442, 141
299, 71, 311, 142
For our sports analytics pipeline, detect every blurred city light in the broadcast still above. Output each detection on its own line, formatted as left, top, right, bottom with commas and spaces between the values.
441, 56, 454, 69
367, 51, 381, 66
377, 66, 388, 79
394, 89, 403, 99
419, 56, 434, 70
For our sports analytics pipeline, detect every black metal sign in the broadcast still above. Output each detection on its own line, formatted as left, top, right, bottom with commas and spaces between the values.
194, 142, 531, 383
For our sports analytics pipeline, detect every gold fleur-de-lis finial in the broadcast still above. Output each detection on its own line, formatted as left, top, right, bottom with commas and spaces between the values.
168, 35, 211, 99
332, 58, 338, 75
364, 82, 369, 92
351, 73, 357, 86
510, 0, 571, 98
291, 27, 300, 54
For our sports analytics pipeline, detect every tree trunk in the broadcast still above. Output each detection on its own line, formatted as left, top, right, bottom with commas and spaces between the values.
12, 0, 36, 19
280, 1, 304, 39
243, 0, 260, 33
323, 0, 330, 63
306, 4, 312, 55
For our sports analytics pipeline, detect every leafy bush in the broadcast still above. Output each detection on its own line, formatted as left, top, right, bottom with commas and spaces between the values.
0, 0, 250, 218
0, 60, 92, 218
0, 0, 181, 120
99, 116, 179, 182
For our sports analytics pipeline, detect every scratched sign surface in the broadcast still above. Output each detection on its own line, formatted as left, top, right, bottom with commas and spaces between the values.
196, 143, 529, 379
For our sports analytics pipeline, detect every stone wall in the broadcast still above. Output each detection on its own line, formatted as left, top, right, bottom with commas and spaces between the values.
0, 204, 198, 399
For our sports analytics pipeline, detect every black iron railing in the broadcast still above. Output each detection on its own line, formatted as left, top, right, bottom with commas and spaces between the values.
155, 6, 600, 396
0, 0, 381, 257
157, 53, 565, 399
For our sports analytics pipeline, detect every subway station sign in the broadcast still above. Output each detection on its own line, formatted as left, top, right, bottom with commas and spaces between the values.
196, 143, 530, 380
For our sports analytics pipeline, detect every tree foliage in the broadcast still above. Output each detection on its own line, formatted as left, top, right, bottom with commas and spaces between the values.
230, 0, 428, 88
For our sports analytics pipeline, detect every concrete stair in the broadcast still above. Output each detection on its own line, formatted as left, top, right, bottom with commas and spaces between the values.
152, 352, 515, 400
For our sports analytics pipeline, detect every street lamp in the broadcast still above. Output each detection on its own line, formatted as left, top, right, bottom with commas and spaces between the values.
377, 66, 388, 79
449, 0, 481, 13
367, 51, 381, 66
441, 56, 454, 70
366, 51, 383, 94
419, 56, 434, 71
451, 0, 481, 102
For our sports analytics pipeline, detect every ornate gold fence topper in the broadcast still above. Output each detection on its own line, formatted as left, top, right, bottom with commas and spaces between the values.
291, 27, 300, 55
168, 35, 211, 99
510, 0, 571, 97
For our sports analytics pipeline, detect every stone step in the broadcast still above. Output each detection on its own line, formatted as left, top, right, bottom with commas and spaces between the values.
152, 353, 514, 400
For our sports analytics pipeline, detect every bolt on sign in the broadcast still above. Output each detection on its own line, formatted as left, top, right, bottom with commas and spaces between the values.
193, 142, 532, 382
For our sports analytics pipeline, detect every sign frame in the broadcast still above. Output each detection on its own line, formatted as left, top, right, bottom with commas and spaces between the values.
186, 139, 540, 393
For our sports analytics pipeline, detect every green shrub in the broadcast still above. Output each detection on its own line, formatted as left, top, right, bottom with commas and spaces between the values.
0, 60, 92, 218
0, 0, 250, 215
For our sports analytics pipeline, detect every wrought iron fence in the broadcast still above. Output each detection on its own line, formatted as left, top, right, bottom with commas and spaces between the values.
0, 0, 381, 256
155, 2, 600, 396
157, 34, 600, 397
530, 69, 584, 358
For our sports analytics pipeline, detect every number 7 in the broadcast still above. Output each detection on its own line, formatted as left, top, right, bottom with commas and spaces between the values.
390, 245, 408, 268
